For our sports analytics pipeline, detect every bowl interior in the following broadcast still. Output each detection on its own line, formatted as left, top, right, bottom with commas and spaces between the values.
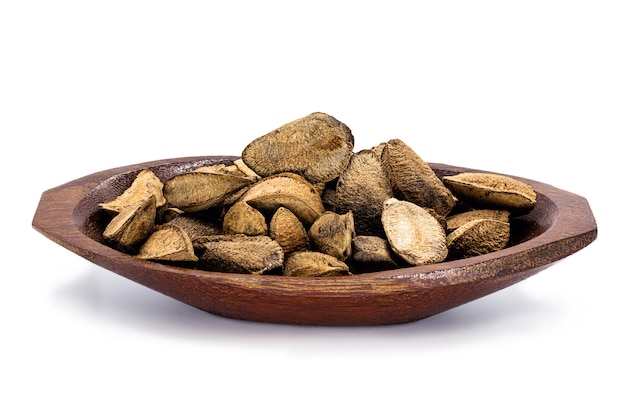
72, 157, 558, 274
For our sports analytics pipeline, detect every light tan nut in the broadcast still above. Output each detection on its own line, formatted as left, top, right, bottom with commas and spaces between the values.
99, 169, 166, 213
167, 215, 222, 240
442, 172, 537, 213
194, 235, 284, 274
446, 209, 510, 233
239, 172, 325, 226
241, 112, 354, 183
308, 211, 355, 262
381, 139, 456, 216
233, 158, 261, 179
334, 150, 394, 236
135, 223, 198, 263
103, 195, 157, 250
446, 219, 510, 260
381, 198, 448, 266
163, 171, 255, 212
222, 201, 268, 236
269, 207, 310, 255
283, 251, 350, 277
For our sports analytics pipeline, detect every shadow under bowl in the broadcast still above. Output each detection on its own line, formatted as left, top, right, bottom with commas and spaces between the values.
33, 156, 597, 326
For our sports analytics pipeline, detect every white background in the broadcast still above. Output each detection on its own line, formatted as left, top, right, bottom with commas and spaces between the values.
2, 1, 623, 416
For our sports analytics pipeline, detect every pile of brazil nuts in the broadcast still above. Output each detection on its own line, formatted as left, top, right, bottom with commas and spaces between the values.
99, 112, 537, 276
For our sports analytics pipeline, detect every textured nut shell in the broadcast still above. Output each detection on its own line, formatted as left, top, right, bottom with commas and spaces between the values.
442, 172, 537, 212
99, 169, 166, 213
269, 207, 310, 255
382, 198, 448, 266
382, 139, 456, 216
283, 251, 350, 277
308, 211, 355, 261
166, 215, 222, 240
102, 195, 157, 249
446, 209, 511, 233
164, 172, 254, 212
194, 235, 283, 275
241, 112, 354, 183
446, 219, 510, 259
239, 173, 325, 225
135, 223, 198, 262
222, 201, 268, 236
334, 150, 393, 236
352, 235, 399, 270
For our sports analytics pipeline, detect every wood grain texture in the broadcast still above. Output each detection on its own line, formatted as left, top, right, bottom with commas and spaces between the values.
32, 156, 598, 326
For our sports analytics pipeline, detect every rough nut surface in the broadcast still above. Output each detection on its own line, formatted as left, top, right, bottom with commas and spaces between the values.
446, 219, 510, 260
99, 169, 166, 213
136, 223, 198, 263
194, 235, 284, 274
239, 172, 325, 225
164, 172, 255, 212
283, 251, 350, 277
382, 198, 448, 266
443, 172, 537, 213
242, 112, 354, 183
334, 150, 393, 236
222, 201, 268, 236
308, 211, 355, 261
269, 207, 310, 255
381, 139, 456, 216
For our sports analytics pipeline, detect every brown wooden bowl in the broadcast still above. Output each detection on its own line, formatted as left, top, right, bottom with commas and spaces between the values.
32, 156, 597, 326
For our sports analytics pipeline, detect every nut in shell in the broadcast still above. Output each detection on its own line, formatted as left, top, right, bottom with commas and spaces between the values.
166, 215, 222, 240
269, 207, 310, 255
103, 195, 157, 250
351, 235, 399, 272
239, 172, 325, 225
222, 201, 268, 236
163, 171, 255, 212
194, 235, 283, 275
381, 139, 456, 216
283, 251, 350, 277
334, 149, 393, 236
241, 112, 354, 183
446, 209, 510, 233
135, 223, 198, 263
446, 219, 510, 260
442, 172, 537, 213
99, 169, 166, 213
381, 198, 448, 266
308, 211, 355, 261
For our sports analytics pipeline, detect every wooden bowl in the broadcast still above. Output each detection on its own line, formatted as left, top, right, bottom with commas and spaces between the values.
32, 156, 597, 326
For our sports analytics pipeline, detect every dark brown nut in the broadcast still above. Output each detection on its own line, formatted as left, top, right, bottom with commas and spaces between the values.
381, 198, 448, 266
222, 201, 268, 236
163, 171, 255, 212
351, 235, 399, 271
446, 209, 510, 233
442, 172, 537, 213
381, 139, 456, 216
446, 219, 510, 260
283, 251, 350, 277
103, 195, 157, 250
269, 207, 310, 256
308, 211, 355, 262
239, 172, 325, 226
194, 235, 283, 274
241, 112, 354, 184
135, 223, 198, 263
334, 149, 394, 236
99, 169, 166, 213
